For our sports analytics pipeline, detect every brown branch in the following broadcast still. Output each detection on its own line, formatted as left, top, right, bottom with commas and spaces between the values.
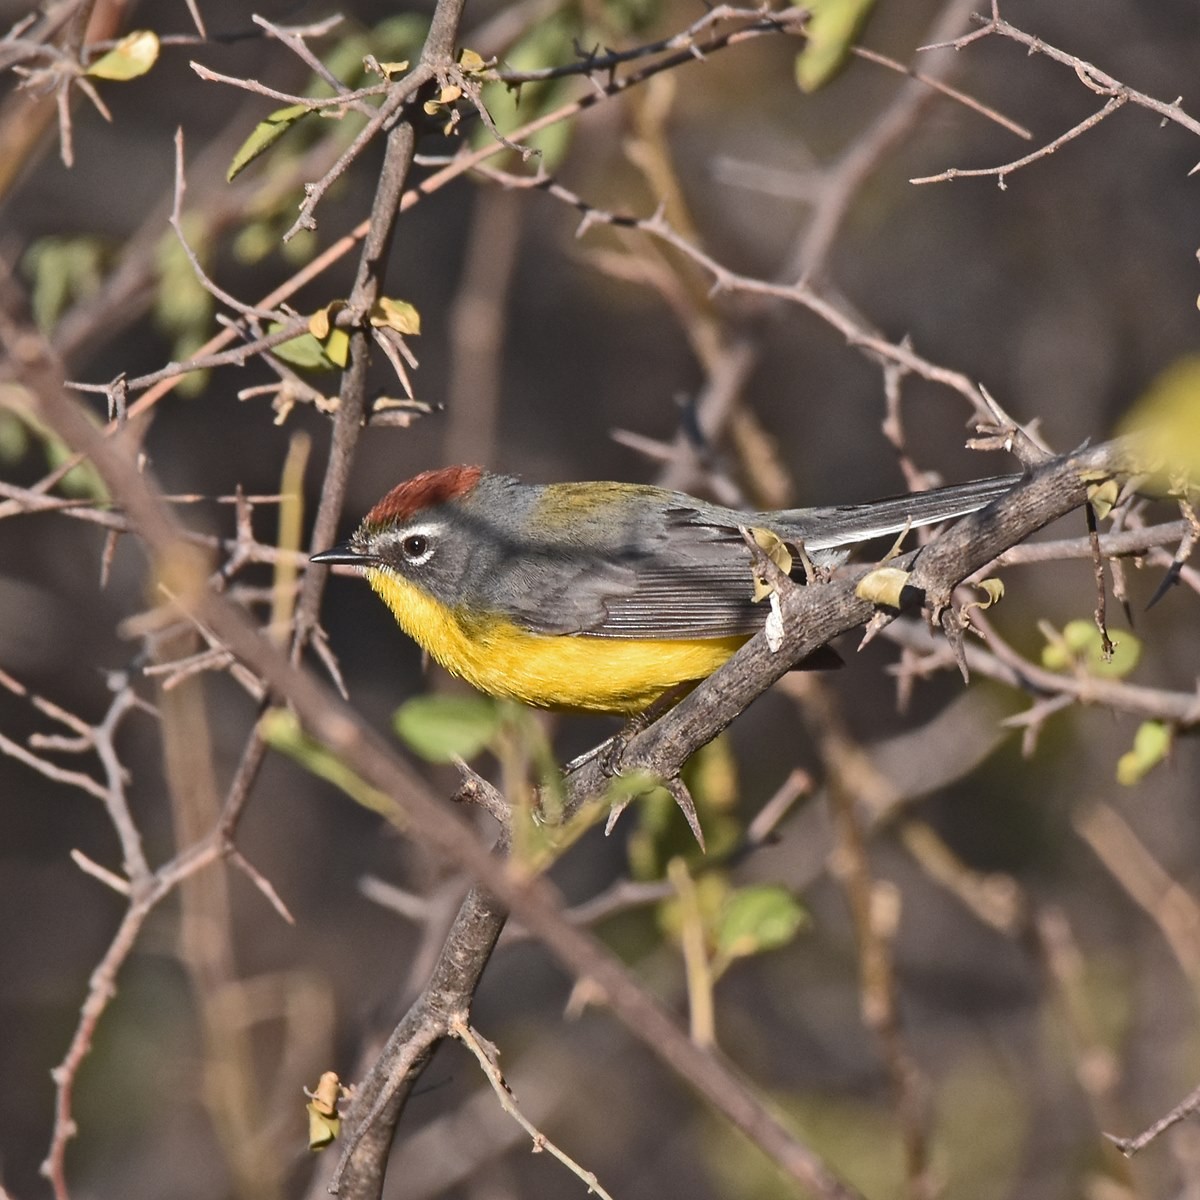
881, 614, 1200, 730
910, 95, 1126, 188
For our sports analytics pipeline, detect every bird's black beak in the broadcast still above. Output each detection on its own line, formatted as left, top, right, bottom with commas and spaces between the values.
311, 541, 377, 567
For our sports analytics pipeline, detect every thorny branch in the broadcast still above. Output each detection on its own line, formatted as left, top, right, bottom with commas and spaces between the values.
5, 3, 1200, 1198
913, 1, 1200, 185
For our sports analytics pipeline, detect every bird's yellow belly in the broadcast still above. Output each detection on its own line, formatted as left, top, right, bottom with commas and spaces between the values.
366, 568, 746, 713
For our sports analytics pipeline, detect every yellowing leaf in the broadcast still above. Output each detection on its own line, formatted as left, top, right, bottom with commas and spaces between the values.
748, 527, 792, 602
459, 48, 486, 73
308, 302, 344, 340
962, 577, 1005, 627
86, 30, 159, 80
305, 1072, 345, 1151
227, 104, 313, 182
375, 60, 410, 80
855, 565, 910, 608
370, 297, 421, 335
1087, 479, 1120, 521
1116, 721, 1171, 785
307, 1102, 340, 1150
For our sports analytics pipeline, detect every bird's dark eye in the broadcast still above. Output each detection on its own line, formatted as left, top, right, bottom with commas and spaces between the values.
402, 534, 429, 560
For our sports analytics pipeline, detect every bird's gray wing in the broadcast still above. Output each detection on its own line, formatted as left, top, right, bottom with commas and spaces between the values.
491, 506, 768, 639
477, 476, 1022, 638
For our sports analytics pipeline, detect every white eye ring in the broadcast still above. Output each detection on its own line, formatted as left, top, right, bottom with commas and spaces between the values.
399, 528, 436, 565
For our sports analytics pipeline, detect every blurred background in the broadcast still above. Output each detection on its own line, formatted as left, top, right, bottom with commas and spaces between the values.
2, 0, 1200, 1197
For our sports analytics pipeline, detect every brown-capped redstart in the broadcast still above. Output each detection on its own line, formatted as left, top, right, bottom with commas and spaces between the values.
311, 465, 1017, 713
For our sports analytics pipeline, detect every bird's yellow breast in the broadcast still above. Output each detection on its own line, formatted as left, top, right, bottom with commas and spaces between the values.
364, 567, 746, 713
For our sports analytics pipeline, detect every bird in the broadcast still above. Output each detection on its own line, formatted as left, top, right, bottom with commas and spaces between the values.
312, 465, 1018, 714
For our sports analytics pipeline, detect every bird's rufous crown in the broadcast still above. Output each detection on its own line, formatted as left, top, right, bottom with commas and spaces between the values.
364, 465, 483, 527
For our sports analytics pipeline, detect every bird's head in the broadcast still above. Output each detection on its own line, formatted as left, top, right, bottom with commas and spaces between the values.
311, 465, 490, 610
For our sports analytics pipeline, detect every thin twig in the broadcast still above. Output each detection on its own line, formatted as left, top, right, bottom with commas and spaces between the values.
451, 1016, 617, 1200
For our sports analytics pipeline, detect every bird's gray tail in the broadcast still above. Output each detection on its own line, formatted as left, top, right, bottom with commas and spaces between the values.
775, 474, 1022, 553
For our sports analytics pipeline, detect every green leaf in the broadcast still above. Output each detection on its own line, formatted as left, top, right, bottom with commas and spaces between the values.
0, 409, 29, 462
393, 695, 501, 763
259, 709, 404, 823
1040, 619, 1141, 678
715, 885, 807, 963
0, 402, 107, 500
657, 872, 730, 944
22, 236, 106, 331
86, 30, 159, 81
227, 104, 314, 182
272, 303, 351, 372
473, 14, 580, 170
270, 329, 340, 372
38, 421, 108, 500
155, 225, 213, 337
231, 220, 278, 265
1116, 721, 1171, 786
795, 0, 876, 92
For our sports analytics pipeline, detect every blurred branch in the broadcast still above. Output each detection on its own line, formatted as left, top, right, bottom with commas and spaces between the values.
790, 676, 932, 1199
885, 606, 1200, 746
1075, 802, 1200, 1005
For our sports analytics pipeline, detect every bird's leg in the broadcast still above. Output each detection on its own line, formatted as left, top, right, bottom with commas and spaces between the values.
561, 683, 691, 776
560, 684, 702, 843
